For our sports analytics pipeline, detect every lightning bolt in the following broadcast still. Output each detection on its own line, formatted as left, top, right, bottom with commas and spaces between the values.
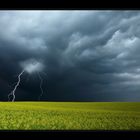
8, 70, 25, 102
37, 72, 44, 101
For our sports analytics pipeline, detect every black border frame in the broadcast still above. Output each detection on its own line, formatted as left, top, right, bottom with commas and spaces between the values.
0, 0, 140, 139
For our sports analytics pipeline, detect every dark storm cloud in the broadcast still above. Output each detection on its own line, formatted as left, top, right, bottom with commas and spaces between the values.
0, 10, 140, 101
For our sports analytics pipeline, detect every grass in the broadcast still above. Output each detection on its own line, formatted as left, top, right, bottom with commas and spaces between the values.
0, 102, 139, 130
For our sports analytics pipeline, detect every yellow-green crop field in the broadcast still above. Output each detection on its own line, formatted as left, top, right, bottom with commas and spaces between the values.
0, 102, 139, 130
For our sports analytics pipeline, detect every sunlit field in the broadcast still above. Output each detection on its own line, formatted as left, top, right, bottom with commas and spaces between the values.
0, 102, 139, 130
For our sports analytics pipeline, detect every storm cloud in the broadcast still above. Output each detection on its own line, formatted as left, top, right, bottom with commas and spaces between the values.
0, 10, 140, 101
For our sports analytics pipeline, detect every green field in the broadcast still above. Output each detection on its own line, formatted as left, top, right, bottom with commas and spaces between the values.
0, 102, 139, 130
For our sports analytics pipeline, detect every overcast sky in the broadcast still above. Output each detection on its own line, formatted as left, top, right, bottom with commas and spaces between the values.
0, 10, 140, 101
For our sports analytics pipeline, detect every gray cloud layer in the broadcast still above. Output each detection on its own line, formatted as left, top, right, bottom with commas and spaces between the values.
0, 11, 140, 101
